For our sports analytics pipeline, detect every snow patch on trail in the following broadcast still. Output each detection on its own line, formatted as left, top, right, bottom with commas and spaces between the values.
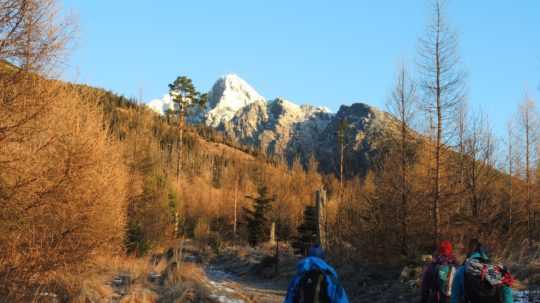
208, 280, 236, 294
514, 290, 540, 303
205, 267, 246, 303
209, 294, 245, 303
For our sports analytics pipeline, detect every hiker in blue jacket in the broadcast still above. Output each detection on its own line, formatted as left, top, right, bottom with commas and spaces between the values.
451, 239, 513, 303
284, 244, 349, 303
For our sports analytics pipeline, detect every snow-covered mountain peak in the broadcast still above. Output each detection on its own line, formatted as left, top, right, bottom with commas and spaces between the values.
205, 74, 266, 128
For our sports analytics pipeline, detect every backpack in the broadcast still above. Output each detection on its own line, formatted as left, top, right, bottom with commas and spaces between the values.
295, 269, 330, 303
435, 263, 456, 298
464, 259, 507, 303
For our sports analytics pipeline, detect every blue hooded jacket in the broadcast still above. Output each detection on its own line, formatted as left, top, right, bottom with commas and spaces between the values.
451, 251, 513, 303
283, 256, 349, 303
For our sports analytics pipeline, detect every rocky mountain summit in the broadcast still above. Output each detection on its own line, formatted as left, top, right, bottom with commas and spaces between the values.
205, 74, 266, 128
148, 74, 395, 175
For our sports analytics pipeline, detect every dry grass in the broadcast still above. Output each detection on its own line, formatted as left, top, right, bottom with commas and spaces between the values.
72, 276, 115, 303
75, 247, 216, 303
72, 254, 155, 302
108, 255, 154, 283
167, 263, 206, 287
158, 260, 211, 303
119, 288, 159, 303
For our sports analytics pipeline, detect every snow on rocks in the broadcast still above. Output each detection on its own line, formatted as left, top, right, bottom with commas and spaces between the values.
206, 74, 266, 128
146, 73, 389, 173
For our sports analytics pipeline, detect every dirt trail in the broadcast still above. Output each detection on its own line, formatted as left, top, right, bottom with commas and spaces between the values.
204, 267, 286, 303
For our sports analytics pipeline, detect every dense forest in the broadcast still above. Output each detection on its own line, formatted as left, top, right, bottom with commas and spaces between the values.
0, 0, 538, 301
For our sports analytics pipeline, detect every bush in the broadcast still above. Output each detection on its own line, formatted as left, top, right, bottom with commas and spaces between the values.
0, 80, 128, 301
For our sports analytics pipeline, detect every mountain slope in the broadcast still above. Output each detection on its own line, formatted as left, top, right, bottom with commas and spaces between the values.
148, 74, 395, 175
221, 97, 333, 157
316, 103, 394, 175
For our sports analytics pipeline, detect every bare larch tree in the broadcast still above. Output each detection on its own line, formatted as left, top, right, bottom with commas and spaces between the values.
418, 0, 466, 245
519, 96, 537, 246
386, 63, 417, 255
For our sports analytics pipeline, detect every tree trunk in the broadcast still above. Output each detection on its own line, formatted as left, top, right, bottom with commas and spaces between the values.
431, 0, 444, 246
176, 126, 183, 182
233, 177, 238, 244
340, 139, 344, 205
399, 69, 408, 256
316, 189, 327, 250
526, 114, 532, 246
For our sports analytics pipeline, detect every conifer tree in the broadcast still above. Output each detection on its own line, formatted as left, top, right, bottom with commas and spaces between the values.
243, 186, 274, 246
293, 205, 318, 256
168, 76, 208, 180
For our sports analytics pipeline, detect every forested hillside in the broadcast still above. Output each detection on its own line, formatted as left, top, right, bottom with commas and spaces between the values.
77, 84, 326, 254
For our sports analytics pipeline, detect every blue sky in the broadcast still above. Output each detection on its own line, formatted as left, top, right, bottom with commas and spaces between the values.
62, 0, 539, 137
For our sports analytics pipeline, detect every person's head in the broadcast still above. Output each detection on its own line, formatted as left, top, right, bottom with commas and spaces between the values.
308, 244, 325, 259
467, 238, 482, 255
438, 240, 453, 257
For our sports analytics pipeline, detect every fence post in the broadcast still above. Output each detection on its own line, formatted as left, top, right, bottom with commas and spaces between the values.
316, 188, 327, 250
270, 221, 276, 245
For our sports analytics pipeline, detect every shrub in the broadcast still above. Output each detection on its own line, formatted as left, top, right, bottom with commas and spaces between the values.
0, 81, 128, 301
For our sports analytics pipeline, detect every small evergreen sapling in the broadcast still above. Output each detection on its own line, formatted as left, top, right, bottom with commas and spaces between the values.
243, 186, 274, 246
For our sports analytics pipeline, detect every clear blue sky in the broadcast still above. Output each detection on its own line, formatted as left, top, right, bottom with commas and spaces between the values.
62, 0, 539, 137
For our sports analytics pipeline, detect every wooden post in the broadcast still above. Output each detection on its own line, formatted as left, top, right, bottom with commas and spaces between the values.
233, 177, 238, 246
273, 220, 279, 275
316, 188, 327, 250
174, 211, 179, 238
270, 221, 276, 245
